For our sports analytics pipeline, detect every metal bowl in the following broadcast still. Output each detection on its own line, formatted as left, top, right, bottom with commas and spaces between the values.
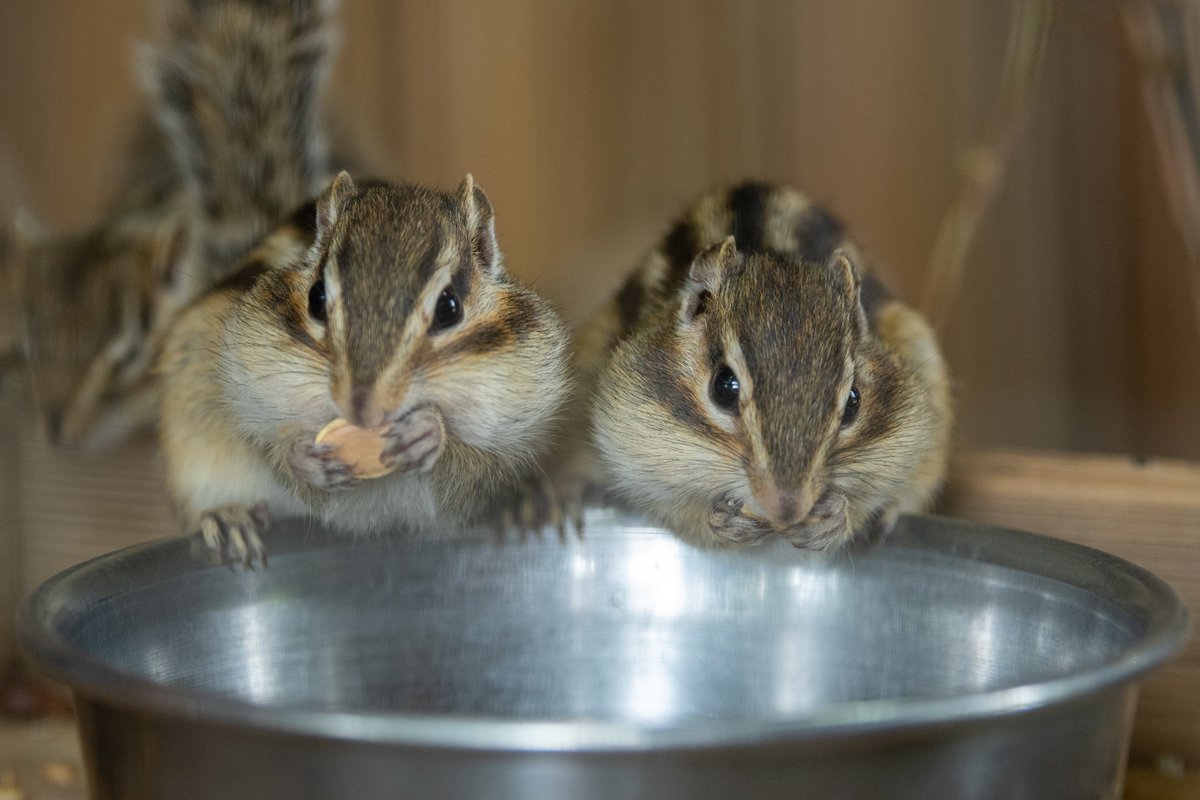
19, 513, 1189, 800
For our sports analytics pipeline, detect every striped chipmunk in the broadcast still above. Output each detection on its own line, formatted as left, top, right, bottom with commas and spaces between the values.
151, 0, 571, 566
560, 182, 952, 551
6, 120, 188, 449
6, 0, 342, 449
159, 174, 572, 567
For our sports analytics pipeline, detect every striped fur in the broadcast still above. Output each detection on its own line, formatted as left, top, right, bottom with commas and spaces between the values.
11, 0, 340, 449
158, 174, 572, 560
141, 0, 337, 295
149, 2, 563, 564
584, 182, 952, 550
9, 128, 187, 448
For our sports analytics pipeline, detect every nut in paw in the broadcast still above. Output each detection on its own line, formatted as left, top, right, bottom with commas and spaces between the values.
313, 418, 394, 479
288, 438, 363, 491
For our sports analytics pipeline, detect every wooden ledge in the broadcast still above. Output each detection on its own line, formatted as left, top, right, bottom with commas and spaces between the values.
942, 449, 1200, 764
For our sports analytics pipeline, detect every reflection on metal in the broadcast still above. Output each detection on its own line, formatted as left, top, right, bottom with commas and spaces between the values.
18, 512, 1190, 799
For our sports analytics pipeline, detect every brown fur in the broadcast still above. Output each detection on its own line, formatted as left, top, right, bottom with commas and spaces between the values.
9, 0, 339, 449
141, 0, 338, 293
8, 161, 187, 447
158, 174, 572, 565
578, 182, 952, 550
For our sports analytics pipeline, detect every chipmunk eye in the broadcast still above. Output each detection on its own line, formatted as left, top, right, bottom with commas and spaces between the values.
711, 365, 740, 413
431, 286, 462, 331
841, 384, 861, 427
308, 278, 327, 323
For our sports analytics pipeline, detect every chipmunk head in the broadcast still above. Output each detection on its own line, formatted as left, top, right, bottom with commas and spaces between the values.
251, 171, 569, 467
594, 235, 940, 549
10, 212, 184, 448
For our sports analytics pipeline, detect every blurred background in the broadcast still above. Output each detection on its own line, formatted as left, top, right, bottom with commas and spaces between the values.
1, 0, 1199, 757
2, 0, 1197, 455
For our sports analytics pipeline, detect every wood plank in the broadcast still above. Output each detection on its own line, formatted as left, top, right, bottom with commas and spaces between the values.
942, 449, 1200, 763
16, 424, 171, 593
0, 719, 84, 800
1124, 764, 1200, 800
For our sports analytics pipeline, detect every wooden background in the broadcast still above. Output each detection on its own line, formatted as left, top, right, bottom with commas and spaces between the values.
1, 0, 1197, 457
0, 0, 1198, 760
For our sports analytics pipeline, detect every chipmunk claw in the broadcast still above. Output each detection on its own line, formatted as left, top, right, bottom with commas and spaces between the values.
780, 492, 849, 551
494, 474, 587, 543
708, 498, 772, 545
382, 406, 444, 474
193, 503, 270, 569
288, 440, 361, 491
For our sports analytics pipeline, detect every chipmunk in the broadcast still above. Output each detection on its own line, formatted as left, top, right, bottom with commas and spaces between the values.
8, 0, 340, 448
572, 182, 951, 550
153, 0, 571, 566
7, 134, 188, 448
159, 172, 572, 566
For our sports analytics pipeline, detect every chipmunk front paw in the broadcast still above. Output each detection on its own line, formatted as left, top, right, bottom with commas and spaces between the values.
288, 439, 363, 491
779, 491, 849, 551
381, 405, 445, 474
708, 498, 773, 545
192, 503, 270, 569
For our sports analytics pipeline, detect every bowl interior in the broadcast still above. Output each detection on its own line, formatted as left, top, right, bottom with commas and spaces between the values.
46, 515, 1147, 725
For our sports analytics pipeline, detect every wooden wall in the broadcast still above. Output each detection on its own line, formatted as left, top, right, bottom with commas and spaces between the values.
2, 0, 1196, 460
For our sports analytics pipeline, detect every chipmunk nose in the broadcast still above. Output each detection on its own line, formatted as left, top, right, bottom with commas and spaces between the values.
777, 488, 818, 526
350, 386, 373, 426
346, 381, 416, 429
749, 484, 818, 527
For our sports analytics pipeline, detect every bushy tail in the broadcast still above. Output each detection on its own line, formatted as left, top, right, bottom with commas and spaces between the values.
142, 0, 337, 287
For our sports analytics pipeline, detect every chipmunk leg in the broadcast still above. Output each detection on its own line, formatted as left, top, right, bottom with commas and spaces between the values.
192, 502, 270, 569
495, 472, 583, 542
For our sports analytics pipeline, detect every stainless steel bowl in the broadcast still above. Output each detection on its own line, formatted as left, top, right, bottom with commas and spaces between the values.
19, 513, 1189, 800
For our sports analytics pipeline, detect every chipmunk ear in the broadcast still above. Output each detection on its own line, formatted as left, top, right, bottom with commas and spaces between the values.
829, 248, 868, 334
458, 174, 501, 275
690, 236, 736, 289
829, 248, 861, 294
315, 171, 355, 245
681, 236, 736, 322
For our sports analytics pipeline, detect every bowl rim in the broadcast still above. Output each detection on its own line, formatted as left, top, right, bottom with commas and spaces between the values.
17, 512, 1192, 752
